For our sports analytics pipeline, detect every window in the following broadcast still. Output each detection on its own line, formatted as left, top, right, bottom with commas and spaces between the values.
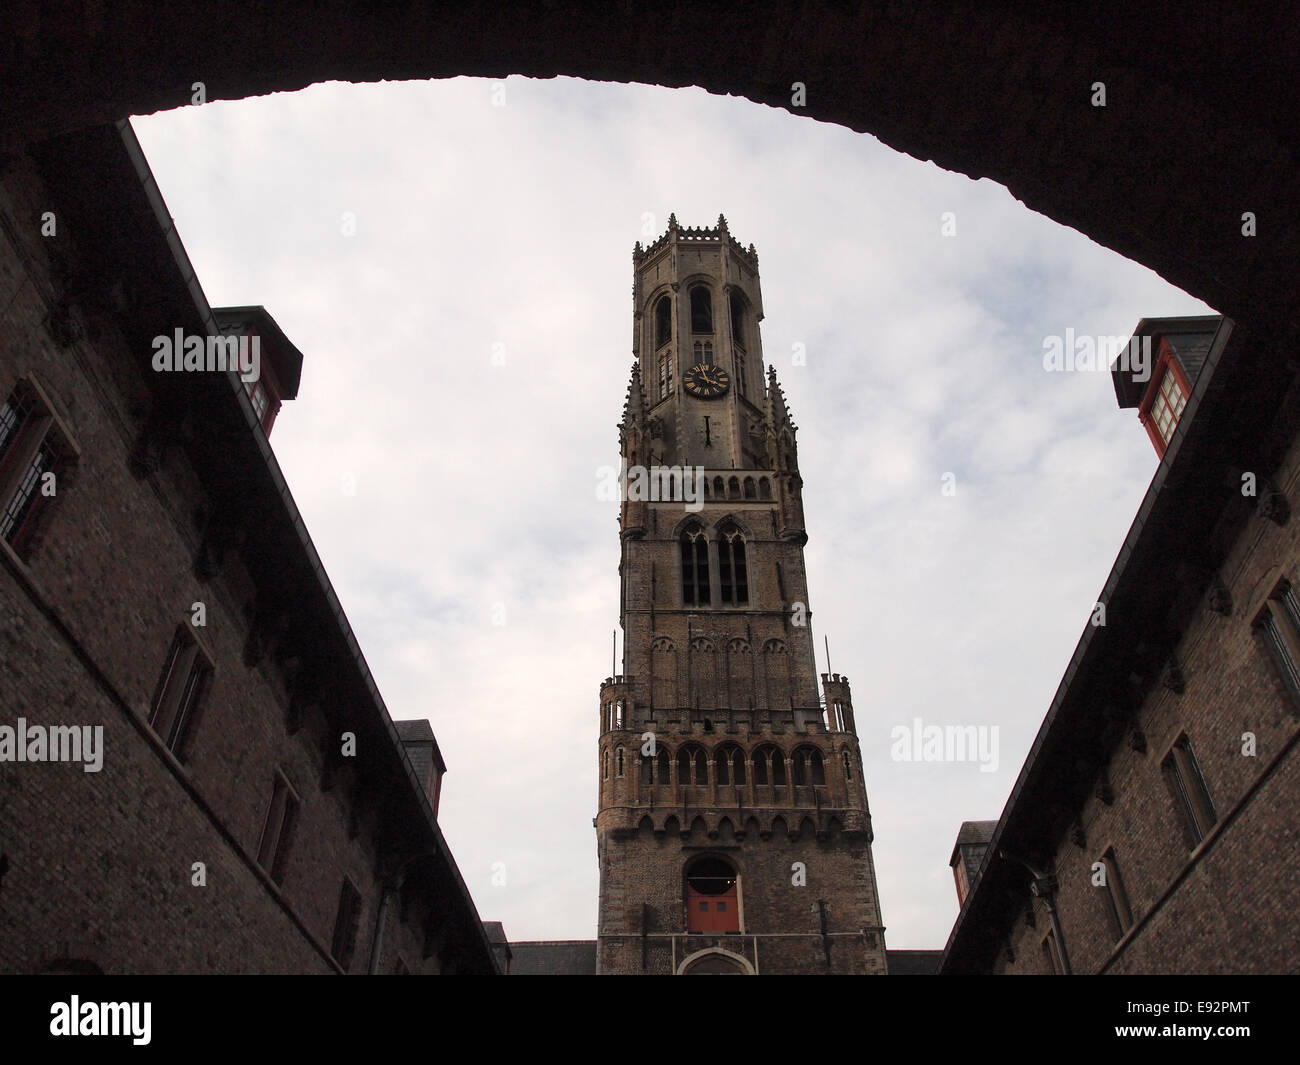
331, 878, 362, 969
1099, 848, 1134, 941
759, 477, 772, 500
1255, 581, 1300, 712
730, 291, 745, 348
1162, 734, 1217, 847
602, 747, 609, 780
1149, 366, 1188, 447
753, 745, 786, 786
680, 527, 710, 605
735, 353, 747, 398
657, 748, 671, 784
677, 746, 707, 786
841, 750, 854, 780
657, 351, 674, 400
690, 286, 712, 333
243, 377, 270, 423
147, 623, 213, 757
0, 380, 77, 559
655, 295, 672, 348
693, 340, 714, 366
256, 771, 300, 885
715, 745, 744, 786
616, 746, 625, 777
718, 525, 748, 605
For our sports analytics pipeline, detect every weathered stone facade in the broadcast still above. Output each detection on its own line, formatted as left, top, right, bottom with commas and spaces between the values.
595, 219, 887, 974
0, 123, 495, 975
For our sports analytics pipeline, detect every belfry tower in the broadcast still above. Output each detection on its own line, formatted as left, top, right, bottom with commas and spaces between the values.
595, 215, 888, 975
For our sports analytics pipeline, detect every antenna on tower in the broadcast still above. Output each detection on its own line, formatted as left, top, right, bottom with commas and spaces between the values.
825, 636, 832, 675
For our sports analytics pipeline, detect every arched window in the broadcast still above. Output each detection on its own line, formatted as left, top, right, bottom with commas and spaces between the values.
616, 747, 625, 777
677, 745, 708, 786
641, 751, 653, 784
685, 856, 739, 933
759, 477, 772, 500
702, 478, 710, 499
728, 477, 741, 500
716, 745, 743, 786
753, 745, 786, 786
743, 477, 756, 499
602, 748, 609, 780
657, 747, 671, 784
792, 748, 825, 786
718, 524, 749, 606
730, 291, 745, 348
680, 526, 710, 605
842, 750, 853, 780
655, 294, 672, 348
690, 286, 713, 333
713, 476, 725, 498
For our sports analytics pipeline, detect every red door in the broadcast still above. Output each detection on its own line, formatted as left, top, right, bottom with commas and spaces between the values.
687, 884, 739, 932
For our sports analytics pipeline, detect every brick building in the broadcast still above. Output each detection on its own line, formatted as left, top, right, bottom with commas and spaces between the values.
942, 315, 1300, 974
0, 121, 496, 975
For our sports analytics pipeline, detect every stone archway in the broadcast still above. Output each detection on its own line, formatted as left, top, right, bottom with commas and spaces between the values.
678, 947, 754, 975
1, 5, 1296, 332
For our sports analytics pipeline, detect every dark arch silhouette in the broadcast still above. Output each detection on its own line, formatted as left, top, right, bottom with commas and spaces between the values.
0, 7, 1293, 329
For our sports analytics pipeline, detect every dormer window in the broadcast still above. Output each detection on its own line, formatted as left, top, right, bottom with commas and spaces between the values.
1149, 366, 1188, 448
245, 377, 271, 423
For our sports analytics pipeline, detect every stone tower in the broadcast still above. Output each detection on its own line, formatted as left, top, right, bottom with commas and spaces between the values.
595, 215, 888, 975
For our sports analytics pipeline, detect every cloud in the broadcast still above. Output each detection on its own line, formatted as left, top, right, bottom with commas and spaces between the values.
132, 74, 1210, 948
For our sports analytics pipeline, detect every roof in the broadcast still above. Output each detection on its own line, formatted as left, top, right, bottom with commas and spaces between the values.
948, 820, 999, 867
1111, 314, 1222, 408
508, 941, 599, 975
212, 305, 304, 399
886, 950, 943, 975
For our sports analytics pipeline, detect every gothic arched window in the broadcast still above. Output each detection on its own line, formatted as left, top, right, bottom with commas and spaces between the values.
657, 747, 671, 784
677, 745, 708, 786
681, 526, 710, 605
602, 748, 609, 780
842, 750, 853, 780
690, 286, 713, 333
730, 291, 745, 348
716, 744, 744, 786
718, 524, 749, 606
792, 747, 825, 786
752, 744, 786, 787
743, 477, 756, 499
616, 746, 625, 777
655, 294, 672, 348
759, 477, 772, 500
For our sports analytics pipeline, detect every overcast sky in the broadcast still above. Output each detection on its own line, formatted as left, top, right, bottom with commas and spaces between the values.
132, 75, 1211, 950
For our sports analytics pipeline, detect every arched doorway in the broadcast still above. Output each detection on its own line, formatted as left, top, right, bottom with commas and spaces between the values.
679, 948, 751, 975
685, 855, 739, 933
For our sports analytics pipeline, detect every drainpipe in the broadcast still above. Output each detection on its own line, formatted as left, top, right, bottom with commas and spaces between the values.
1000, 850, 1072, 975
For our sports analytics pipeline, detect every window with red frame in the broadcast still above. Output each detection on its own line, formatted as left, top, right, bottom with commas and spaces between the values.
1149, 366, 1188, 447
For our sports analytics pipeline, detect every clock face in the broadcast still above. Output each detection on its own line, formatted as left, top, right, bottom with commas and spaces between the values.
683, 363, 730, 398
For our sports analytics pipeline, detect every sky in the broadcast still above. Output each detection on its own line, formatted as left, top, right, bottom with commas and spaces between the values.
131, 75, 1212, 949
